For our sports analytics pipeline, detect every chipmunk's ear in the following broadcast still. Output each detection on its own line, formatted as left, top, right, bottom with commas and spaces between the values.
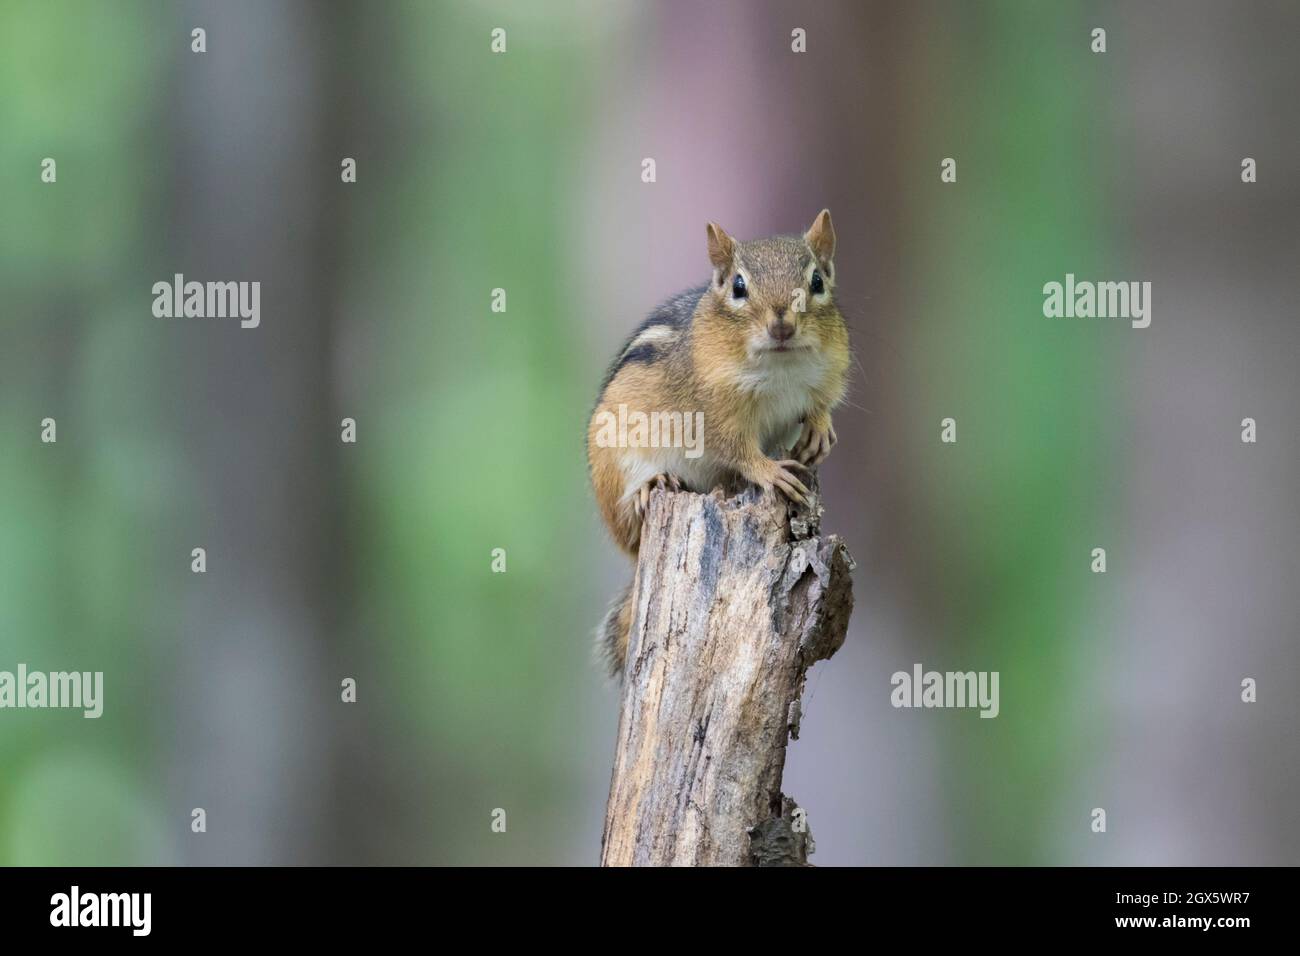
706, 222, 736, 273
805, 209, 836, 264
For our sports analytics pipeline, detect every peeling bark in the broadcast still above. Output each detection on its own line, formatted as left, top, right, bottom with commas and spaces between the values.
600, 478, 855, 866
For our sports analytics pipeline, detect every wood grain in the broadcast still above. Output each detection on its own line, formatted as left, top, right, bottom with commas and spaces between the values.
600, 479, 854, 866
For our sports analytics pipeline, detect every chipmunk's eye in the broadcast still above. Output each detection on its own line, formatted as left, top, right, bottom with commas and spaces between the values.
810, 269, 825, 295
731, 274, 747, 299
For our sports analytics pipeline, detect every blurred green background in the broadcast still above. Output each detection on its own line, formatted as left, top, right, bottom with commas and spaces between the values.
1, 0, 1297, 865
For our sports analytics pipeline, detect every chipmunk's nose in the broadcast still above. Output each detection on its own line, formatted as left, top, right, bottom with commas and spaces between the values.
768, 309, 795, 343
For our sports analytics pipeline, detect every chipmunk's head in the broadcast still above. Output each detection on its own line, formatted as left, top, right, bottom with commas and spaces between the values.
700, 210, 840, 360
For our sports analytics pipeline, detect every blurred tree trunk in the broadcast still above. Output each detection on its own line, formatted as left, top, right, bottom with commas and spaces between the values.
168, 0, 354, 864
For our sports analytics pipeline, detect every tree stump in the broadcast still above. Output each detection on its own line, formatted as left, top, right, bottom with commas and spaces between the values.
599, 478, 855, 866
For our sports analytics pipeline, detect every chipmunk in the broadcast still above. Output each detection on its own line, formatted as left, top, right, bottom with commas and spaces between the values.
587, 210, 851, 677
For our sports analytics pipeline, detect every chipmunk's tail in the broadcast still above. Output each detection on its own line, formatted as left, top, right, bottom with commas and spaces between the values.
595, 578, 635, 681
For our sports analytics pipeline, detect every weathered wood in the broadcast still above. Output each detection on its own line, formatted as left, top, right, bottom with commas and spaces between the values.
600, 478, 854, 866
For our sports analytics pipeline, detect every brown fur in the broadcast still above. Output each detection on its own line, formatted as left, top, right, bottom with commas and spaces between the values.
588, 211, 851, 677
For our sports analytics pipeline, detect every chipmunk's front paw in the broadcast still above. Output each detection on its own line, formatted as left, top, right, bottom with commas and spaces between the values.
771, 459, 812, 505
793, 417, 836, 466
747, 458, 811, 506
633, 473, 683, 519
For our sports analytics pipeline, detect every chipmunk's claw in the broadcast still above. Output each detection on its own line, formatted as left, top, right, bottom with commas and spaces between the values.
634, 473, 683, 519
793, 419, 836, 466
770, 459, 811, 506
